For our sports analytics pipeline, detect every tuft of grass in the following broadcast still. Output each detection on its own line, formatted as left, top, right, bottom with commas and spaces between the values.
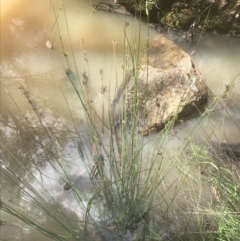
1, 1, 240, 241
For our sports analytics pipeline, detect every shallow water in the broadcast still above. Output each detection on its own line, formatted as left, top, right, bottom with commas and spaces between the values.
1, 0, 240, 240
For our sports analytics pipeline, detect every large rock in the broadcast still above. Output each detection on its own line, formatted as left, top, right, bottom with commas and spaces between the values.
126, 35, 208, 136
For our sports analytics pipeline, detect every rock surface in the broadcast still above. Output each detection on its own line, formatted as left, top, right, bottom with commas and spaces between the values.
126, 35, 208, 136
119, 0, 240, 36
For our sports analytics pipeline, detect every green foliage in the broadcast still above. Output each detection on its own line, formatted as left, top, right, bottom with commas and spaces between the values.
120, 0, 240, 35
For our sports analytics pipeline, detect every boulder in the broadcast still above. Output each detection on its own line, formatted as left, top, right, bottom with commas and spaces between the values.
126, 35, 208, 136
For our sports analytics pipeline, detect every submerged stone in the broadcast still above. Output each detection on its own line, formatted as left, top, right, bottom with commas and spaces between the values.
63, 182, 73, 191
211, 141, 240, 159
0, 220, 6, 225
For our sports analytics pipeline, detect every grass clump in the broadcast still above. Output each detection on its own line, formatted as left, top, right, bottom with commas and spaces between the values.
1, 1, 240, 241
